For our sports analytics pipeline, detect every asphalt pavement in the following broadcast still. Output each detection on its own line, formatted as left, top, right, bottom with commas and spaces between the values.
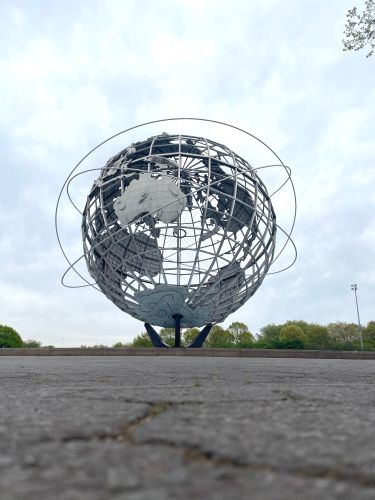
1, 356, 374, 500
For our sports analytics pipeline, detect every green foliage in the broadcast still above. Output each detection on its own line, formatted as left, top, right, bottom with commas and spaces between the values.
327, 322, 359, 345
205, 325, 234, 348
304, 324, 330, 350
23, 339, 42, 348
228, 321, 254, 347
129, 319, 375, 351
280, 324, 306, 342
283, 320, 310, 334
0, 325, 23, 348
343, 0, 375, 57
79, 344, 109, 348
159, 328, 176, 345
235, 331, 255, 348
252, 339, 274, 349
256, 320, 326, 350
183, 328, 200, 346
363, 321, 375, 346
131, 332, 153, 347
112, 341, 128, 348
326, 341, 359, 351
275, 324, 305, 349
257, 323, 282, 343
274, 338, 305, 349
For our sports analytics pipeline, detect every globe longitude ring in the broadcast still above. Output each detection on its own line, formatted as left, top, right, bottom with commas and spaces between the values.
56, 118, 296, 347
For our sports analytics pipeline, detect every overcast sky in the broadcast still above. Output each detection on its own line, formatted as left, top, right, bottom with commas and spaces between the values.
0, 0, 374, 346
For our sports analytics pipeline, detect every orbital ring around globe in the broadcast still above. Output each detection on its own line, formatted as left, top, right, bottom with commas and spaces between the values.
55, 118, 297, 329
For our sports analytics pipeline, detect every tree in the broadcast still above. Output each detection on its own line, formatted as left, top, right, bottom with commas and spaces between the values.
227, 321, 254, 347
327, 322, 359, 345
0, 325, 23, 348
112, 341, 128, 348
23, 339, 42, 348
343, 1, 375, 57
159, 328, 176, 345
304, 324, 330, 349
363, 321, 375, 348
205, 325, 234, 348
235, 330, 254, 347
283, 320, 310, 334
257, 323, 282, 343
131, 332, 153, 347
183, 328, 200, 346
280, 324, 306, 343
256, 321, 329, 349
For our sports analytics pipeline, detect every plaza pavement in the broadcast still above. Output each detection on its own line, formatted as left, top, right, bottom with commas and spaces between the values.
0, 356, 374, 500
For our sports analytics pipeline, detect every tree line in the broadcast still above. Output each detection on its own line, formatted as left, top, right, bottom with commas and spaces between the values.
1, 320, 375, 350
128, 320, 375, 351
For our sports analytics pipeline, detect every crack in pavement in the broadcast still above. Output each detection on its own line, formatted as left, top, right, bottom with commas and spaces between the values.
133, 436, 375, 488
60, 400, 175, 443
58, 400, 375, 489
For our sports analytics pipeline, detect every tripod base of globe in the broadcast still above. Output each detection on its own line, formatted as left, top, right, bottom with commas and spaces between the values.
172, 314, 183, 347
144, 321, 213, 348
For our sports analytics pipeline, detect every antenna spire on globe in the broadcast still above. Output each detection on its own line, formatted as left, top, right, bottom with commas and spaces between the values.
56, 118, 296, 348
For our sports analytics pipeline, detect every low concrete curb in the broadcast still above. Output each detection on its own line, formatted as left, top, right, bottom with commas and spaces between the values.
0, 347, 374, 359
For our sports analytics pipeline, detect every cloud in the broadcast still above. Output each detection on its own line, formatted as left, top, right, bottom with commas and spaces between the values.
0, 0, 373, 345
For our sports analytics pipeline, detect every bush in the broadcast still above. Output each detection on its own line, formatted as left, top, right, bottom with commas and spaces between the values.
254, 338, 304, 349
131, 332, 153, 347
0, 325, 23, 348
327, 341, 356, 351
236, 340, 255, 348
23, 339, 42, 348
253, 339, 274, 349
274, 338, 305, 349
112, 342, 128, 348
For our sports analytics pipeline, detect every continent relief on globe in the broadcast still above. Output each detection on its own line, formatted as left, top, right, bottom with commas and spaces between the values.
113, 173, 187, 226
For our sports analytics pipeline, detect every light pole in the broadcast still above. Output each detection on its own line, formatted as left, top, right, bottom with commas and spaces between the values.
351, 284, 364, 351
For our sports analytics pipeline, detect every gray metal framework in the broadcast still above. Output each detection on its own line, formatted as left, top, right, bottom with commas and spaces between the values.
56, 118, 297, 346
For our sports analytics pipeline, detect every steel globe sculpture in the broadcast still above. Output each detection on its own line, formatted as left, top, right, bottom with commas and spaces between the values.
56, 119, 296, 347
